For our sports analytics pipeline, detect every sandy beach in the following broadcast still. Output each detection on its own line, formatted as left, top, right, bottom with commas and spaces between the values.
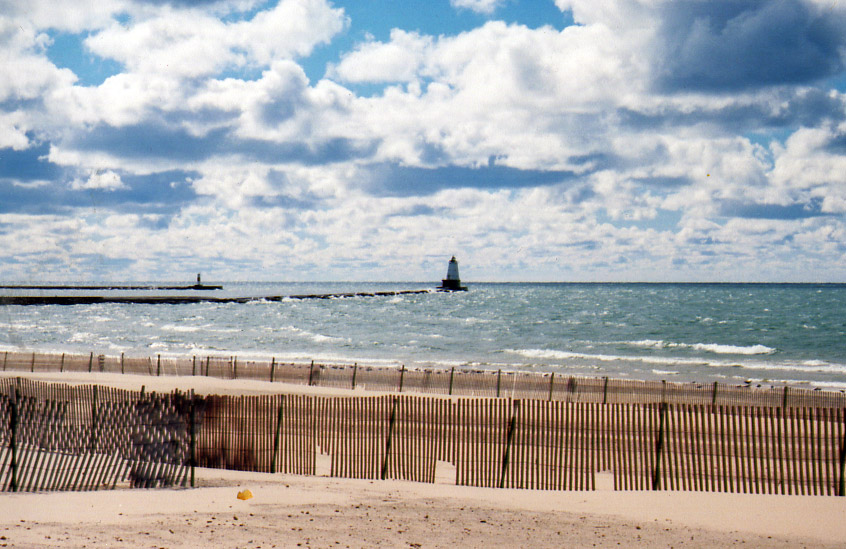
3, 371, 846, 548
2, 466, 845, 548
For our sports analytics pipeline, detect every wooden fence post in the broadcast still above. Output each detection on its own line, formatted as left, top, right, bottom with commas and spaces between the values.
205, 357, 210, 377
270, 357, 276, 383
351, 363, 357, 389
567, 377, 578, 402
2, 351, 7, 371
499, 400, 519, 489
60, 353, 65, 373
839, 409, 846, 496
712, 381, 718, 405
120, 352, 125, 375
448, 367, 455, 396
91, 385, 99, 449
548, 373, 556, 401
381, 397, 400, 480
88, 352, 94, 373
271, 396, 285, 474
399, 365, 405, 393
30, 352, 35, 373
496, 369, 502, 398
783, 386, 789, 408
192, 356, 196, 377
156, 354, 161, 376
189, 390, 196, 488
308, 360, 315, 386
9, 388, 18, 492
602, 376, 609, 404
233, 356, 238, 380
652, 402, 668, 490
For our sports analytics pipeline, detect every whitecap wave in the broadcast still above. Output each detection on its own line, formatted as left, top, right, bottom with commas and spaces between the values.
687, 343, 775, 355
505, 348, 601, 361
621, 340, 775, 355
277, 325, 348, 344
796, 380, 846, 391
626, 339, 667, 349
207, 327, 243, 334
503, 348, 779, 370
160, 324, 203, 333
464, 317, 492, 324
3, 323, 38, 330
715, 361, 846, 375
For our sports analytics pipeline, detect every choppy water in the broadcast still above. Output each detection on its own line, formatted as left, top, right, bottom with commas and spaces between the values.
1, 282, 845, 389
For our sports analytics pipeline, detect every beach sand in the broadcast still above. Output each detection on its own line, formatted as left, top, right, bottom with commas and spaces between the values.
2, 371, 846, 548
2, 467, 845, 548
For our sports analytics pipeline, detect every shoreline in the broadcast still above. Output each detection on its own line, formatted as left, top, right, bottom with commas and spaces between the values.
0, 370, 384, 397
3, 342, 843, 393
3, 349, 845, 408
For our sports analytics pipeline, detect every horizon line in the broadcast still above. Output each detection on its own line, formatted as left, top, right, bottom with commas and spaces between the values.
2, 280, 846, 286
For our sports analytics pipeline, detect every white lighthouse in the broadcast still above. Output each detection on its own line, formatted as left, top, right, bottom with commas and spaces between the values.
438, 256, 467, 291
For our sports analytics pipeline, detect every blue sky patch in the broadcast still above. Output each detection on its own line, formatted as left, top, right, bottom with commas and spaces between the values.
0, 142, 63, 183
46, 32, 123, 86
367, 163, 579, 196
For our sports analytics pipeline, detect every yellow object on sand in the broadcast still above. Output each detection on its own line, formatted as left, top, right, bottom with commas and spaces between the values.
237, 489, 253, 500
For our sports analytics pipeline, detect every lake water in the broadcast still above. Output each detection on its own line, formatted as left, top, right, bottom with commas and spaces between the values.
1, 282, 845, 389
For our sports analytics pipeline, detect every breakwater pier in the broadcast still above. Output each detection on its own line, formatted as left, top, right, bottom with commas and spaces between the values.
0, 289, 433, 306
0, 283, 223, 291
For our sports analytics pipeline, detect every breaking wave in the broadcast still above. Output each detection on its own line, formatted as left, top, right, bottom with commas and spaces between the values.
624, 340, 775, 355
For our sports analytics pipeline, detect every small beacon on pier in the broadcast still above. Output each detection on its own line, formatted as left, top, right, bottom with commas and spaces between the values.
438, 256, 468, 291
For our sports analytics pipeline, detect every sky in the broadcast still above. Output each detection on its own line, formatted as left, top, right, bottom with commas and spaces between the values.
1, 0, 846, 283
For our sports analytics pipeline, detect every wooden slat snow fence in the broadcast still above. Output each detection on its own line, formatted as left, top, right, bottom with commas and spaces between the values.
4, 350, 846, 408
1, 378, 193, 492
190, 393, 846, 496
4, 376, 846, 495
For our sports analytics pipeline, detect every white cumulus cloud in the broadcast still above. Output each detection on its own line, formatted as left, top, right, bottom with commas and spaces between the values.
450, 0, 505, 14
69, 169, 127, 190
